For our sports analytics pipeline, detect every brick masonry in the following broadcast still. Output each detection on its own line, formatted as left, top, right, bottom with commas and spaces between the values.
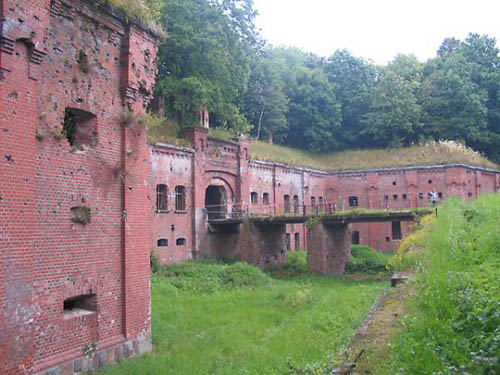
0, 1, 159, 374
151, 127, 500, 266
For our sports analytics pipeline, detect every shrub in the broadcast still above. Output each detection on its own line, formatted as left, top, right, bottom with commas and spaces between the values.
387, 213, 436, 271
346, 245, 392, 274
156, 260, 272, 293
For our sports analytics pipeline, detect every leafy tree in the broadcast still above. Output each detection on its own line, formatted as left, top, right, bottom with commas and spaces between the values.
324, 49, 377, 149
155, 0, 259, 132
239, 53, 289, 142
362, 68, 422, 147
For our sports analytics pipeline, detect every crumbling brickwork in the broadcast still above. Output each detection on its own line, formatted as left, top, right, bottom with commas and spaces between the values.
0, 1, 158, 374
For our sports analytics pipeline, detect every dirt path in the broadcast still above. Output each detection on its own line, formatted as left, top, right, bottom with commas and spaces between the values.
336, 280, 416, 374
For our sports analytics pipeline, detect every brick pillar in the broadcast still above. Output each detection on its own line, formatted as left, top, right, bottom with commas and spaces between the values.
119, 24, 158, 342
307, 222, 350, 275
0, 1, 49, 373
237, 137, 251, 205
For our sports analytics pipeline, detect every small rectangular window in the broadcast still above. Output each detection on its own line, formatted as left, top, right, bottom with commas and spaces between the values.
402, 194, 407, 200
156, 184, 168, 212
286, 233, 291, 250
294, 233, 300, 250
311, 196, 316, 211
263, 192, 270, 205
351, 230, 360, 245
176, 238, 186, 246
251, 192, 258, 205
349, 196, 358, 207
63, 294, 97, 319
175, 186, 186, 211
284, 195, 290, 213
392, 221, 402, 240
157, 239, 168, 247
293, 195, 299, 214
393, 194, 398, 201
318, 197, 324, 212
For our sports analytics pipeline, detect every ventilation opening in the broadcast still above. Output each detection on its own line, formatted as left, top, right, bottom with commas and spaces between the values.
351, 230, 360, 245
176, 238, 186, 246
71, 206, 91, 225
349, 196, 358, 207
63, 294, 97, 319
63, 108, 97, 150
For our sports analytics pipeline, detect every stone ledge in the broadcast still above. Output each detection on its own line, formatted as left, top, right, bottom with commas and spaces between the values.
38, 332, 151, 375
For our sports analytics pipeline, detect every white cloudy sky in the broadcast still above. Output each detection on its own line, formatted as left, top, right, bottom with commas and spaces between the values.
252, 0, 500, 64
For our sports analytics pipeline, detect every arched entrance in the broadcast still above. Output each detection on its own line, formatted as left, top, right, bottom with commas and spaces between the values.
205, 185, 228, 220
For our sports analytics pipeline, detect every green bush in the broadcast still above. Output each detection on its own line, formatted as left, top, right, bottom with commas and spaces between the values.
280, 251, 308, 276
389, 196, 500, 374
156, 260, 272, 293
346, 245, 392, 274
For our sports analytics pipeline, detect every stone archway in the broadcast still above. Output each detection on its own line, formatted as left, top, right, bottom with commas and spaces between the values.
205, 185, 228, 220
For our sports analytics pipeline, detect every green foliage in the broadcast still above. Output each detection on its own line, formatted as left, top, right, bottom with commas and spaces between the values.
144, 112, 190, 147
208, 128, 236, 141
98, 0, 164, 26
154, 260, 272, 293
103, 261, 388, 375
274, 251, 308, 276
155, 0, 258, 132
346, 245, 392, 274
388, 195, 500, 374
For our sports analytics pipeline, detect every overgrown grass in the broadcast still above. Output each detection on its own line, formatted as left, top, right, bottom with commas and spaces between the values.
103, 260, 388, 375
208, 128, 236, 141
346, 245, 393, 275
144, 113, 191, 147
97, 0, 163, 28
251, 140, 497, 171
387, 195, 500, 374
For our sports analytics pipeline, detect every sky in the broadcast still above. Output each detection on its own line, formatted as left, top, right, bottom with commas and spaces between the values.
252, 0, 500, 65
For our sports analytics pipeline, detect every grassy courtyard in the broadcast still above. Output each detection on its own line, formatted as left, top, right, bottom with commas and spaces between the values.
103, 260, 388, 375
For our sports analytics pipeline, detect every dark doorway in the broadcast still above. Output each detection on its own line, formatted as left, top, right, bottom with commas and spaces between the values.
351, 230, 360, 245
205, 185, 227, 220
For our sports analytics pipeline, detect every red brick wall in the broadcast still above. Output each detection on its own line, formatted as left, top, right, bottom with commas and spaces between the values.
0, 1, 158, 373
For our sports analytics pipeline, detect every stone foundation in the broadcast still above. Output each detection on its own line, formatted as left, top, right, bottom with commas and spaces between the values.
38, 332, 152, 375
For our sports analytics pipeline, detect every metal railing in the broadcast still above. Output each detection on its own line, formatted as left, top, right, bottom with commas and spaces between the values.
205, 194, 434, 221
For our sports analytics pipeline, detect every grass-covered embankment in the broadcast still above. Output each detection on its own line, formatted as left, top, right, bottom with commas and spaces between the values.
388, 195, 500, 374
104, 260, 388, 375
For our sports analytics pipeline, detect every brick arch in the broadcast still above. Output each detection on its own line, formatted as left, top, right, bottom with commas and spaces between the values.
204, 171, 238, 203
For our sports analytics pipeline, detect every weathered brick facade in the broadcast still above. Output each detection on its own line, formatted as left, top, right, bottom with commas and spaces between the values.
151, 127, 500, 265
0, 1, 158, 373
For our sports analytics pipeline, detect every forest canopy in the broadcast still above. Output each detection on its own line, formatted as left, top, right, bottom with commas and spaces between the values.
147, 0, 500, 163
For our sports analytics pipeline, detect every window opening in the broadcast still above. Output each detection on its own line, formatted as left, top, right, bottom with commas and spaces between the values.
349, 196, 359, 207
284, 195, 290, 213
262, 192, 270, 205
318, 197, 324, 212
311, 196, 316, 211
392, 221, 402, 240
294, 233, 300, 250
156, 184, 168, 212
250, 192, 258, 205
351, 231, 360, 245
63, 108, 97, 150
63, 294, 96, 319
175, 186, 186, 211
176, 238, 186, 246
286, 233, 291, 250
157, 239, 168, 247
293, 195, 299, 214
